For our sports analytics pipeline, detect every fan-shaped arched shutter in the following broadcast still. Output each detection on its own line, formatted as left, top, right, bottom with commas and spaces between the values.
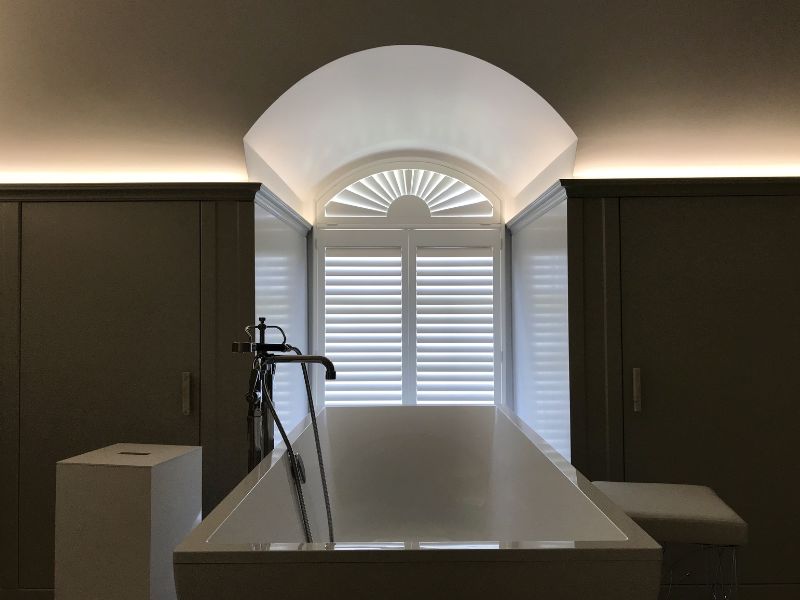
325, 169, 493, 218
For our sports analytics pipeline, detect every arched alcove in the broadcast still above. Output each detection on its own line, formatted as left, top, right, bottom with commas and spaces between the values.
244, 45, 577, 222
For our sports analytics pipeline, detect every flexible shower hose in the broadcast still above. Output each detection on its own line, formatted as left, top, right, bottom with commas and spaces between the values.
257, 359, 314, 543
289, 345, 335, 544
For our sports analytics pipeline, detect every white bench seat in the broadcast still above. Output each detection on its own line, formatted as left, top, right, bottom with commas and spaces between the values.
592, 481, 747, 547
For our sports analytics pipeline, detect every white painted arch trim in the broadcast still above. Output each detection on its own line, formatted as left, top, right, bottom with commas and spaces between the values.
255, 184, 312, 235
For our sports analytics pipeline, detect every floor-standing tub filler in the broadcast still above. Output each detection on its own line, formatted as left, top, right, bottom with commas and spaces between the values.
174, 405, 661, 600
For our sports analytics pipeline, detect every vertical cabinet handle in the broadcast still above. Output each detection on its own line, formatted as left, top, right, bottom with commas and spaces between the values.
181, 372, 192, 416
632, 367, 642, 413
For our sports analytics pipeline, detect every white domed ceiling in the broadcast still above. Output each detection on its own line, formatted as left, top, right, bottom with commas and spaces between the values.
244, 45, 577, 222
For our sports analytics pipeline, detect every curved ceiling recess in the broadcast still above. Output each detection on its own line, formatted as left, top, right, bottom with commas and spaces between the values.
326, 168, 493, 218
244, 45, 577, 222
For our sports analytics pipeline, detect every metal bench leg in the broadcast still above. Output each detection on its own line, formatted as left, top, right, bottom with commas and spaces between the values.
707, 545, 739, 600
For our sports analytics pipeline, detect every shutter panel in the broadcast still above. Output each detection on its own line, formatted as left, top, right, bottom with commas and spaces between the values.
255, 209, 308, 431
324, 247, 403, 405
256, 249, 299, 426
415, 247, 495, 404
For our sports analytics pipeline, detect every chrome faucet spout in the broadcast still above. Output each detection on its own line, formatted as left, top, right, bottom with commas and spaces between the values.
265, 354, 337, 380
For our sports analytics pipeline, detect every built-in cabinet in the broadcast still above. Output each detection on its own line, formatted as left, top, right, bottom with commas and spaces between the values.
512, 178, 800, 599
0, 184, 260, 596
619, 194, 800, 587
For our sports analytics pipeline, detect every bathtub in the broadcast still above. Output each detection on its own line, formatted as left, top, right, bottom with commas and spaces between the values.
174, 406, 661, 599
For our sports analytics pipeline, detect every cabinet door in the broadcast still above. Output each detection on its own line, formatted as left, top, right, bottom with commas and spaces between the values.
620, 196, 800, 584
19, 201, 201, 589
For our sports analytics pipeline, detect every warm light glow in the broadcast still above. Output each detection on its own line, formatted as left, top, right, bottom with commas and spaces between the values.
0, 170, 248, 184
573, 164, 800, 179
245, 45, 576, 215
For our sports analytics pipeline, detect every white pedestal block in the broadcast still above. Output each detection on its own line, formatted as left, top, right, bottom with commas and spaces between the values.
55, 443, 202, 600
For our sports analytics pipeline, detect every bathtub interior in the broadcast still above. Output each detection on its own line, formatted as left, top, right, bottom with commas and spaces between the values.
207, 406, 626, 546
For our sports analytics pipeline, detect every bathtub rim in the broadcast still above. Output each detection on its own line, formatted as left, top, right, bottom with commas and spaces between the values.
175, 405, 660, 564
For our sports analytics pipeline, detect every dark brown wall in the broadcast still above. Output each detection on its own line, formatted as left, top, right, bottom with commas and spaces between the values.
1, 1, 799, 178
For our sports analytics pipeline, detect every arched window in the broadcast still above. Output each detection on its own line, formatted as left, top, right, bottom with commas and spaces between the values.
316, 164, 503, 407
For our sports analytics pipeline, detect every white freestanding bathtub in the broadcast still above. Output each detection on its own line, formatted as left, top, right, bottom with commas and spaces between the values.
175, 406, 661, 599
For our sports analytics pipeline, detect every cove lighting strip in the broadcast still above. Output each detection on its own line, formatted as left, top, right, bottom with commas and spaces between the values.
573, 164, 800, 179
0, 170, 248, 184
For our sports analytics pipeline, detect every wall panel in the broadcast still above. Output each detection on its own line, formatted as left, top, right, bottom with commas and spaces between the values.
0, 203, 20, 592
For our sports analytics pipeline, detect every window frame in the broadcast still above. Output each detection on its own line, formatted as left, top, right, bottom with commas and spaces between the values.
312, 226, 504, 407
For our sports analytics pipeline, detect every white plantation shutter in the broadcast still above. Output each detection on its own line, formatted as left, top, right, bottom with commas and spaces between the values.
325, 169, 494, 218
415, 247, 495, 404
317, 229, 501, 406
323, 247, 403, 405
254, 205, 309, 431
510, 214, 571, 459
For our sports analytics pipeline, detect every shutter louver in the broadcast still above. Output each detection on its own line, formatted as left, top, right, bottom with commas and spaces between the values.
255, 251, 297, 425
324, 247, 403, 405
415, 247, 495, 404
522, 251, 571, 459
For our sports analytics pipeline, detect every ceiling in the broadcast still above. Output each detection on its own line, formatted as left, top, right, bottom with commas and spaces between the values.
2, 0, 799, 189
244, 45, 577, 219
